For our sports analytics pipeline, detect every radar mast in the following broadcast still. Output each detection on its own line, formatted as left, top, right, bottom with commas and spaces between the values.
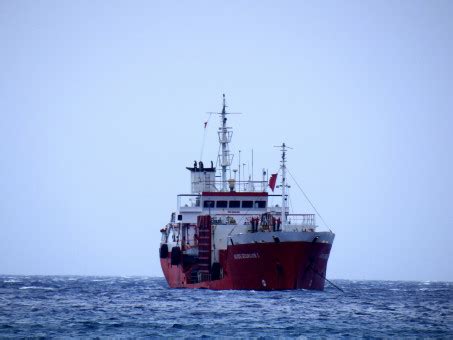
208, 94, 240, 191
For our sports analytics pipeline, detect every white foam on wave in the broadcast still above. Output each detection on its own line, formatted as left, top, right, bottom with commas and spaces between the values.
19, 286, 55, 290
4, 279, 21, 283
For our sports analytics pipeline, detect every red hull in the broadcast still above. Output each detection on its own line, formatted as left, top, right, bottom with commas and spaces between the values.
160, 241, 332, 290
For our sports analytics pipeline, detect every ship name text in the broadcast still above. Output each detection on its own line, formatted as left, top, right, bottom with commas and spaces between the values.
233, 253, 260, 260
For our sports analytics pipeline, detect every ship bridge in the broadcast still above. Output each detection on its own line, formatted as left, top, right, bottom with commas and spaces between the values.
176, 191, 292, 224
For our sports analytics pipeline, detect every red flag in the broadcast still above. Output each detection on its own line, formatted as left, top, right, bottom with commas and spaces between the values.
269, 173, 277, 192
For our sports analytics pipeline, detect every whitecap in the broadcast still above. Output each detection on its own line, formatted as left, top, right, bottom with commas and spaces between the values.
19, 286, 55, 290
4, 279, 20, 283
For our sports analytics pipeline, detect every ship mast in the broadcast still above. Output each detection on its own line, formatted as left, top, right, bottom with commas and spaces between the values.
220, 94, 229, 191
276, 143, 291, 228
209, 94, 240, 191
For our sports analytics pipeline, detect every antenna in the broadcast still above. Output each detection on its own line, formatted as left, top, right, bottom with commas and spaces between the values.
242, 162, 246, 190
251, 149, 254, 182
238, 150, 241, 192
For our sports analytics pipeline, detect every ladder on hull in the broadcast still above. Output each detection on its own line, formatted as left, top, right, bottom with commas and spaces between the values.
196, 215, 212, 282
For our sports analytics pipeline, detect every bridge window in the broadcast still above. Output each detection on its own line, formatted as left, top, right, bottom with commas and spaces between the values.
229, 201, 240, 208
203, 200, 215, 208
255, 201, 266, 208
242, 200, 253, 208
216, 200, 228, 208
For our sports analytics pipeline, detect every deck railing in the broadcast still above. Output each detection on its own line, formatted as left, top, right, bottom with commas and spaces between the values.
287, 214, 316, 226
190, 180, 268, 193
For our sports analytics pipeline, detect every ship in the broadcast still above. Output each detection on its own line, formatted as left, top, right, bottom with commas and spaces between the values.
159, 95, 335, 290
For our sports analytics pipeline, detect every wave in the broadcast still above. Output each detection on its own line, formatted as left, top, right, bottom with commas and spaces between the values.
19, 286, 55, 290
0, 277, 450, 338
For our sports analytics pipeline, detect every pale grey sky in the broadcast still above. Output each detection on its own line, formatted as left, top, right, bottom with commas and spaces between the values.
1, 1, 452, 281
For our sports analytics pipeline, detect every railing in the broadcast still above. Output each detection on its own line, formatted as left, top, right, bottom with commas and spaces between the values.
212, 215, 240, 225
198, 272, 211, 283
190, 180, 268, 193
178, 194, 201, 210
209, 213, 316, 230
287, 214, 316, 226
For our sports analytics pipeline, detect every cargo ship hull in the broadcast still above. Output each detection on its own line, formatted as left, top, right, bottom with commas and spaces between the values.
160, 240, 332, 290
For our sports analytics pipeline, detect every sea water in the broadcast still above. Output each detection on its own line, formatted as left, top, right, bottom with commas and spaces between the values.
0, 276, 451, 337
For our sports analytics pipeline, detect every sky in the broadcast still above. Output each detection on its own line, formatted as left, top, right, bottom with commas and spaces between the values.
0, 1, 452, 281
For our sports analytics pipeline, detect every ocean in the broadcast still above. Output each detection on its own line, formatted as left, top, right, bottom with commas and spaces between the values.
0, 276, 451, 338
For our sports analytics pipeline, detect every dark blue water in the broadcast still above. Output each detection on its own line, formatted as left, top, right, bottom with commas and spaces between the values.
0, 276, 451, 337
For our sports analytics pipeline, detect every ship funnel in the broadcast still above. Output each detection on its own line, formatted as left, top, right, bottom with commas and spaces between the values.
186, 161, 216, 193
